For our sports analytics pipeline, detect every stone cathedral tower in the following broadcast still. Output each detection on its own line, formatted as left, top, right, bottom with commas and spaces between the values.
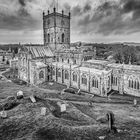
43, 7, 71, 51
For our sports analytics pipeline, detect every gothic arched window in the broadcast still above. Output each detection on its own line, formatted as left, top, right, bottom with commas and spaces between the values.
57, 69, 61, 77
39, 70, 44, 79
81, 74, 87, 85
65, 70, 69, 80
73, 72, 77, 82
92, 77, 99, 88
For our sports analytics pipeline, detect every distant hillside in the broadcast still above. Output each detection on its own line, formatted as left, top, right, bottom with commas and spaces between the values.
123, 42, 140, 47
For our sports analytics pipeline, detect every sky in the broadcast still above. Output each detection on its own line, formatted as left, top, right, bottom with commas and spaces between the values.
0, 0, 140, 44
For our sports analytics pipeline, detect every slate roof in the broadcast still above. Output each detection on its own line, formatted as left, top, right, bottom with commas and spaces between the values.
21, 45, 54, 58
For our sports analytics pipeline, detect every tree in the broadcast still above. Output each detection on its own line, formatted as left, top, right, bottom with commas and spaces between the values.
114, 45, 137, 64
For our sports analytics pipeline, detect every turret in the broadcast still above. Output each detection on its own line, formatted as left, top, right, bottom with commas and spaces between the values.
69, 12, 71, 18
62, 10, 64, 15
53, 7, 56, 13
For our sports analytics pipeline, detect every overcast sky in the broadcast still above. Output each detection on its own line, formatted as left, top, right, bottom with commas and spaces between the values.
0, 0, 140, 44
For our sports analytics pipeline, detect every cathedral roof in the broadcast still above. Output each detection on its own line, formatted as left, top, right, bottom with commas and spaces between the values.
108, 63, 140, 71
22, 46, 54, 58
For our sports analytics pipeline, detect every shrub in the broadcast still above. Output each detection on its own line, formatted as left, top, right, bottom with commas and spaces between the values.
0, 100, 19, 111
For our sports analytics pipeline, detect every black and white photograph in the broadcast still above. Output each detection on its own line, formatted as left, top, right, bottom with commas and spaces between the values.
0, 0, 140, 139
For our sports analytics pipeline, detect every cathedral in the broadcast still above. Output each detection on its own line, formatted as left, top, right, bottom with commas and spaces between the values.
18, 7, 140, 97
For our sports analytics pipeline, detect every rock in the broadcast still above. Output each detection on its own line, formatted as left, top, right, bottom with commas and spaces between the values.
50, 106, 55, 112
30, 95, 36, 103
49, 82, 53, 86
41, 107, 47, 116
57, 102, 67, 113
99, 136, 106, 140
96, 115, 108, 123
0, 111, 7, 118
17, 91, 24, 99
117, 129, 123, 133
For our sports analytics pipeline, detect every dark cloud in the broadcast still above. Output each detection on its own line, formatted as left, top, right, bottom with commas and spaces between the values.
122, 0, 140, 13
0, 0, 140, 38
0, 0, 41, 31
18, 0, 26, 7
83, 2, 92, 13
70, 1, 92, 16
76, 0, 140, 35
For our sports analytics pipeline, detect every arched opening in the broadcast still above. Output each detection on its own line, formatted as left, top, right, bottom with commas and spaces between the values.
65, 70, 69, 80
39, 70, 44, 79
129, 79, 131, 88
62, 33, 65, 43
2, 56, 5, 62
73, 72, 77, 82
115, 77, 118, 86
134, 81, 137, 89
81, 74, 87, 85
137, 81, 140, 90
57, 69, 61, 78
52, 68, 55, 76
92, 77, 99, 88
132, 80, 134, 88
48, 33, 50, 43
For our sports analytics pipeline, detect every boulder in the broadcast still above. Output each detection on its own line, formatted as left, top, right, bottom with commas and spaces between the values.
17, 91, 24, 99
0, 111, 7, 118
99, 136, 106, 140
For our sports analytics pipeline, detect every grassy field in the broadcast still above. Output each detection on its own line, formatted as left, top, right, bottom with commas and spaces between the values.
0, 80, 140, 140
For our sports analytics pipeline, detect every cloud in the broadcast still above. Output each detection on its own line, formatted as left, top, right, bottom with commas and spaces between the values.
18, 0, 26, 7
75, 0, 140, 36
0, 0, 42, 31
0, 0, 140, 43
